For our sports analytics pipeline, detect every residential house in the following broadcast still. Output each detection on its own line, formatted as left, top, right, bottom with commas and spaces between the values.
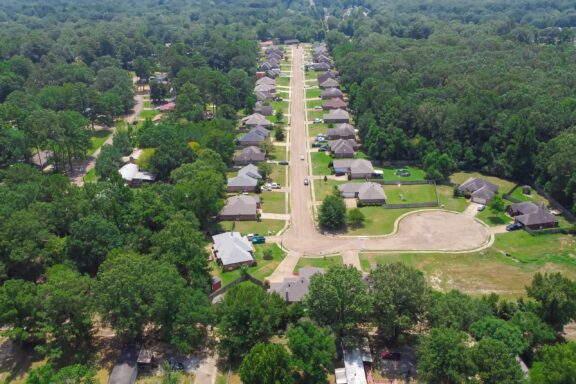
119, 163, 155, 186
108, 344, 139, 384
158, 102, 175, 112
255, 90, 272, 101
212, 232, 255, 270
219, 195, 260, 221
317, 71, 337, 85
328, 139, 357, 158
334, 348, 370, 384
338, 182, 387, 205
321, 88, 344, 99
457, 177, 499, 205
319, 78, 340, 89
234, 146, 266, 165
254, 102, 273, 116
323, 98, 348, 110
226, 174, 258, 193
316, 54, 332, 64
259, 41, 274, 47
507, 202, 559, 230
268, 268, 324, 303
237, 126, 269, 147
327, 123, 356, 140
149, 73, 168, 83
332, 159, 375, 179
256, 76, 276, 86
284, 39, 300, 45
242, 113, 272, 127
238, 163, 262, 179
324, 109, 350, 124
254, 83, 276, 94
314, 62, 331, 71
267, 68, 282, 78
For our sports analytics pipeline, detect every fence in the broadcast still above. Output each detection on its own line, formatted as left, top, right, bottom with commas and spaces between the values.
373, 180, 435, 186
372, 160, 421, 167
381, 202, 438, 209
208, 273, 265, 300
504, 184, 575, 223
524, 226, 576, 236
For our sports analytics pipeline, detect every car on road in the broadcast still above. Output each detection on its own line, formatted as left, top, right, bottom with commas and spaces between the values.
313, 118, 323, 123
300, 155, 305, 160
381, 351, 402, 360
304, 178, 309, 186
477, 204, 486, 211
506, 223, 523, 231
314, 105, 322, 110
279, 161, 289, 165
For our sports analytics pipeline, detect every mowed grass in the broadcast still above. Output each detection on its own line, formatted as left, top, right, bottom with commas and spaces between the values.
384, 184, 437, 204
346, 207, 421, 236
477, 207, 513, 226
87, 129, 112, 155
308, 123, 329, 137
295, 255, 343, 270
84, 168, 99, 183
211, 244, 287, 286
310, 152, 332, 175
509, 186, 548, 204
307, 110, 324, 121
314, 179, 348, 201
271, 100, 289, 114
261, 191, 286, 214
305, 70, 321, 80
138, 109, 159, 120
220, 219, 285, 236
451, 171, 516, 194
437, 185, 469, 212
276, 76, 290, 87
359, 232, 576, 297
306, 99, 323, 109
270, 164, 287, 186
306, 88, 321, 99
380, 167, 426, 181
271, 144, 287, 161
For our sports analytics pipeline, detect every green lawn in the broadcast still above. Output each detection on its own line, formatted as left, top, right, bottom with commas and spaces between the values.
138, 109, 159, 120
220, 219, 285, 236
450, 171, 516, 194
261, 191, 286, 214
380, 167, 426, 181
306, 99, 323, 109
270, 164, 287, 186
509, 186, 548, 204
211, 244, 287, 286
271, 144, 287, 161
305, 70, 321, 80
87, 130, 112, 155
359, 232, 576, 297
295, 255, 343, 270
276, 90, 289, 99
437, 185, 469, 212
310, 152, 332, 175
271, 100, 289, 114
384, 184, 437, 204
84, 168, 99, 183
346, 207, 420, 236
307, 110, 324, 121
306, 88, 321, 99
276, 77, 290, 87
143, 100, 152, 108
477, 208, 513, 226
308, 123, 329, 137
314, 179, 348, 201
136, 148, 155, 170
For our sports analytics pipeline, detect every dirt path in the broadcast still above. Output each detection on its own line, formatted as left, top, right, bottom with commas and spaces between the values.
267, 47, 492, 283
71, 79, 145, 186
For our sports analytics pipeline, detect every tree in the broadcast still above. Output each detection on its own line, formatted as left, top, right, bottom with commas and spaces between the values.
257, 162, 273, 180
305, 265, 372, 336
346, 208, 365, 227
526, 272, 576, 331
239, 343, 293, 384
418, 328, 472, 384
509, 310, 555, 348
369, 263, 428, 340
275, 109, 284, 123
423, 150, 455, 182
427, 290, 495, 331
259, 140, 275, 157
318, 194, 346, 231
530, 342, 576, 384
26, 363, 95, 384
217, 283, 286, 359
95, 144, 121, 180
471, 338, 524, 384
0, 279, 40, 345
67, 215, 123, 276
470, 317, 529, 355
287, 321, 335, 384
490, 195, 506, 212
274, 127, 285, 141
150, 140, 195, 180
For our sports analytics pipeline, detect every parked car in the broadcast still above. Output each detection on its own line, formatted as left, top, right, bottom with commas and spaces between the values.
313, 118, 323, 123
304, 178, 309, 186
318, 147, 327, 152
251, 235, 266, 244
314, 105, 322, 110
506, 223, 523, 231
381, 351, 402, 360
271, 183, 280, 189
477, 204, 486, 211
273, 96, 283, 101
311, 142, 321, 148
279, 161, 289, 165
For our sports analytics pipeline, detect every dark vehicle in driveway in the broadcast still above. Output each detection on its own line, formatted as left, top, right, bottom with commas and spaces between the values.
381, 351, 402, 360
279, 161, 289, 165
506, 222, 523, 231
251, 235, 266, 244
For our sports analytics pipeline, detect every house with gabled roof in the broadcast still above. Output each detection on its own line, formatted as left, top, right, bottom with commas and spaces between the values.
324, 109, 350, 124
237, 126, 269, 147
320, 78, 340, 89
332, 159, 375, 179
219, 195, 260, 221
327, 123, 356, 140
507, 202, 559, 230
256, 76, 276, 86
314, 62, 331, 71
317, 71, 337, 85
119, 163, 155, 187
338, 182, 387, 205
212, 232, 255, 270
268, 268, 325, 303
234, 146, 266, 165
328, 139, 357, 158
457, 177, 499, 204
254, 83, 276, 94
321, 88, 344, 99
242, 113, 272, 127
323, 98, 348, 110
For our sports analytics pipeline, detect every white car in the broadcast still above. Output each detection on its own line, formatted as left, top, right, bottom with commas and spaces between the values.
477, 205, 486, 211
313, 118, 323, 123
300, 155, 305, 160
314, 105, 322, 110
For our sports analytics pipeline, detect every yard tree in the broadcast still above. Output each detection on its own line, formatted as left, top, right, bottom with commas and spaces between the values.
275, 109, 284, 123
346, 208, 365, 228
427, 290, 495, 331
200, 129, 235, 165
510, 310, 555, 348
418, 328, 472, 384
526, 272, 576, 331
287, 321, 336, 384
471, 338, 524, 384
305, 265, 372, 336
470, 317, 529, 355
318, 194, 346, 231
239, 343, 293, 384
259, 139, 275, 157
150, 139, 195, 181
26, 363, 95, 384
66, 214, 123, 276
150, 81, 168, 103
423, 150, 455, 182
370, 262, 429, 340
490, 195, 506, 212
132, 56, 153, 84
216, 283, 286, 359
530, 342, 576, 384
0, 279, 41, 345
175, 82, 204, 122
95, 144, 121, 179
257, 161, 273, 180
274, 127, 285, 141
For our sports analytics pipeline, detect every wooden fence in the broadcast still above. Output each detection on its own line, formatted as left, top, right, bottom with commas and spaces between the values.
208, 273, 265, 300
381, 202, 438, 209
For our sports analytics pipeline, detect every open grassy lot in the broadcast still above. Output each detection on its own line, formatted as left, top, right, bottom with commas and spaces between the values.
306, 88, 321, 99
346, 207, 420, 236
211, 244, 287, 286
261, 191, 286, 214
295, 255, 343, 270
143, 100, 152, 108
380, 166, 426, 181
270, 164, 287, 186
509, 186, 548, 204
276, 76, 290, 87
305, 70, 321, 80
136, 148, 155, 170
308, 123, 329, 137
276, 90, 289, 99
306, 99, 323, 109
307, 110, 324, 121
220, 219, 285, 236
87, 129, 112, 155
314, 179, 348, 201
384, 184, 437, 204
359, 232, 576, 297
436, 185, 469, 212
477, 207, 513, 226
271, 144, 287, 161
451, 171, 516, 193
310, 152, 332, 175
271, 100, 289, 114
138, 109, 159, 120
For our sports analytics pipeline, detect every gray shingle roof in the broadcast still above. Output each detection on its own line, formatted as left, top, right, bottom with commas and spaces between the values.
212, 232, 254, 266
320, 78, 340, 88
238, 163, 262, 179
268, 268, 324, 302
323, 109, 350, 122
321, 88, 343, 99
358, 182, 386, 201
458, 177, 499, 193
220, 195, 259, 217
227, 174, 258, 189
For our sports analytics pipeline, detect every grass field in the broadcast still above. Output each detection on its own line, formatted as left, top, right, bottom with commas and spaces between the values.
220, 219, 285, 236
310, 152, 332, 175
451, 171, 516, 194
276, 77, 290, 87
261, 191, 286, 214
384, 184, 437, 204
380, 167, 426, 181
276, 90, 289, 99
359, 232, 576, 297
306, 99, 323, 109
271, 100, 289, 114
509, 186, 548, 204
308, 123, 329, 137
136, 148, 155, 170
306, 88, 321, 99
307, 110, 324, 121
346, 207, 420, 236
295, 255, 343, 270
84, 168, 99, 183
143, 100, 152, 108
477, 207, 513, 226
138, 109, 159, 120
270, 164, 287, 186
314, 179, 348, 201
436, 185, 469, 212
210, 244, 287, 286
87, 129, 112, 155
305, 70, 321, 80
271, 144, 287, 161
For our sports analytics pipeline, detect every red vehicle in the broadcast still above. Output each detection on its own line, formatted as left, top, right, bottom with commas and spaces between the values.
381, 351, 402, 360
